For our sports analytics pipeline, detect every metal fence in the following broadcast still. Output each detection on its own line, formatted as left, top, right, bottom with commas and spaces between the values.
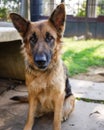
0, 0, 104, 21
0, 0, 104, 38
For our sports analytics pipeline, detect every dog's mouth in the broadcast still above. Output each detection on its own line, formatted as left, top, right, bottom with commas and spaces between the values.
37, 65, 48, 70
36, 62, 48, 70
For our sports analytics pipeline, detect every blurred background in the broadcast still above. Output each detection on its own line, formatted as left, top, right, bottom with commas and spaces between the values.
0, 0, 104, 80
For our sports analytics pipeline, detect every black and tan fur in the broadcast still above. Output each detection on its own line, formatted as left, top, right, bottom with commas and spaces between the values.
10, 3, 75, 130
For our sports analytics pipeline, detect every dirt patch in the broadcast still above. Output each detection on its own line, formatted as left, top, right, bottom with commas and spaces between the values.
72, 67, 104, 82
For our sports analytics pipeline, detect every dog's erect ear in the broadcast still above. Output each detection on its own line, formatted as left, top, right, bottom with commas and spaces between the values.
49, 3, 66, 37
10, 13, 30, 37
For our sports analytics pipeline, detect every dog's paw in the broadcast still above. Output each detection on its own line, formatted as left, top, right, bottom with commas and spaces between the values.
61, 114, 70, 122
35, 113, 44, 118
62, 95, 75, 122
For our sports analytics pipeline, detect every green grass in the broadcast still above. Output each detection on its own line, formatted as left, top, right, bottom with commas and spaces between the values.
76, 97, 104, 104
62, 38, 104, 76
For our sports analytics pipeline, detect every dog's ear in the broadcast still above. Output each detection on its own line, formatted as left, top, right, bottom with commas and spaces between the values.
10, 13, 30, 37
49, 3, 66, 37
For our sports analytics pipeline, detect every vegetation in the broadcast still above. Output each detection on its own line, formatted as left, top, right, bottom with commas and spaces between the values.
98, 0, 104, 15
0, 7, 8, 20
77, 0, 104, 17
0, 0, 20, 21
76, 97, 104, 104
62, 38, 104, 76
77, 0, 86, 17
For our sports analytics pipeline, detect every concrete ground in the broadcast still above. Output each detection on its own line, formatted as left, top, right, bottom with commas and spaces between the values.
0, 78, 104, 130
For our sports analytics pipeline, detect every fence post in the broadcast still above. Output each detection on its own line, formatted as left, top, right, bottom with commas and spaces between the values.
30, 0, 42, 21
20, 0, 28, 18
61, 0, 65, 2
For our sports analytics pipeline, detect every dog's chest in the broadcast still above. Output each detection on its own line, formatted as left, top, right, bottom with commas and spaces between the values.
37, 87, 55, 111
27, 65, 65, 111
29, 68, 65, 93
29, 74, 65, 112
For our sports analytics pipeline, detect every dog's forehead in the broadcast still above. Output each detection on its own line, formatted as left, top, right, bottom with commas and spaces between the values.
34, 20, 47, 30
30, 20, 57, 38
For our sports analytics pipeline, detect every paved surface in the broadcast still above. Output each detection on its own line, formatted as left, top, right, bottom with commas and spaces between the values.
0, 78, 104, 130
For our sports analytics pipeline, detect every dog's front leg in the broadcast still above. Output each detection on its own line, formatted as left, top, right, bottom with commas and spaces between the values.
53, 94, 64, 130
24, 94, 37, 130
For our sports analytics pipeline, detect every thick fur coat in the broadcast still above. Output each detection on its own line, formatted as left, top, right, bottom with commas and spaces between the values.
10, 3, 75, 130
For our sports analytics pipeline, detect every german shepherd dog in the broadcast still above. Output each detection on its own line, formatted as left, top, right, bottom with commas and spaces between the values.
10, 3, 75, 130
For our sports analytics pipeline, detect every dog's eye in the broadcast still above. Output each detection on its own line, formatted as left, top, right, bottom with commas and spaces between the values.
45, 32, 54, 43
30, 33, 37, 45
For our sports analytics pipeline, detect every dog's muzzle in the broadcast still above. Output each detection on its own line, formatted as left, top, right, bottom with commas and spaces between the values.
34, 53, 49, 70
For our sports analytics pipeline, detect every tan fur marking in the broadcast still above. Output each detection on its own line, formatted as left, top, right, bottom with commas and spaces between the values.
10, 3, 75, 130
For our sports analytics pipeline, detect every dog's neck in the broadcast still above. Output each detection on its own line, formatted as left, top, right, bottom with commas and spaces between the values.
25, 60, 39, 75
24, 59, 61, 76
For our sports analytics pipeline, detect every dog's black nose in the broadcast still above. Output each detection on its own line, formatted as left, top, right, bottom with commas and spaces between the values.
34, 54, 47, 68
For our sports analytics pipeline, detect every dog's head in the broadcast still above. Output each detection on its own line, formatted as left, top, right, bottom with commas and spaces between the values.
10, 4, 66, 71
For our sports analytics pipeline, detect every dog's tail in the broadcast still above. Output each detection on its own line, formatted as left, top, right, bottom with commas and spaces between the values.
10, 96, 28, 103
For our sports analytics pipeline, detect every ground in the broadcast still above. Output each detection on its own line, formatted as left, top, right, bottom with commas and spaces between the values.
0, 77, 104, 130
0, 67, 104, 130
72, 67, 104, 82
